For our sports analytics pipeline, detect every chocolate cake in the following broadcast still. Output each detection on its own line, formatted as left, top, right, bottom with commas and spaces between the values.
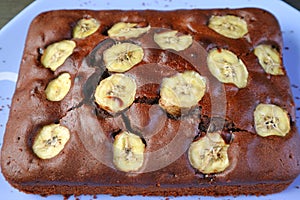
1, 8, 300, 197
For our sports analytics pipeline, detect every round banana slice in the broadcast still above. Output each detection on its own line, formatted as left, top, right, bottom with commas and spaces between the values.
32, 124, 70, 159
45, 73, 71, 101
73, 18, 100, 39
108, 22, 151, 40
188, 132, 230, 174
254, 103, 290, 137
113, 131, 145, 172
159, 70, 206, 116
41, 40, 76, 71
207, 48, 248, 88
208, 15, 248, 39
254, 44, 284, 75
94, 74, 137, 113
103, 43, 144, 72
154, 30, 193, 51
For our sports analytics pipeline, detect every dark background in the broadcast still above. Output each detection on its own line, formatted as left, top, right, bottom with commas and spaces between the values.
284, 0, 300, 10
0, 0, 299, 29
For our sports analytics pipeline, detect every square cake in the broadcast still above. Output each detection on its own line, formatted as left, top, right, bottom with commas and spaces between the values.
1, 8, 300, 197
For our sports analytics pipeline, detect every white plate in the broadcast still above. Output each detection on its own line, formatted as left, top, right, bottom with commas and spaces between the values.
0, 0, 300, 199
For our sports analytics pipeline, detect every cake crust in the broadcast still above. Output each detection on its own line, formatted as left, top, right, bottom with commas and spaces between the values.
1, 8, 300, 197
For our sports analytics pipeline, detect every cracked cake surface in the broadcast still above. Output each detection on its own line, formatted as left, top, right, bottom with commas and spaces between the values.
1, 8, 300, 197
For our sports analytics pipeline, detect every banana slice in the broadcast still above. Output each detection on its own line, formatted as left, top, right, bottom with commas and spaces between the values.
208, 15, 248, 39
41, 40, 76, 71
254, 103, 290, 137
73, 18, 100, 39
207, 48, 248, 88
113, 131, 145, 172
103, 43, 144, 72
254, 44, 284, 75
159, 70, 206, 116
32, 124, 70, 159
188, 132, 230, 174
45, 73, 71, 101
154, 30, 193, 51
108, 22, 150, 40
94, 74, 137, 113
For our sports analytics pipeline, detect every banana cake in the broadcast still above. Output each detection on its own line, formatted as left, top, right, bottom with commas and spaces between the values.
1, 8, 300, 197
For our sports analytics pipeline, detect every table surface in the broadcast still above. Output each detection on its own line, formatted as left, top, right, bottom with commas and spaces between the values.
0, 0, 299, 30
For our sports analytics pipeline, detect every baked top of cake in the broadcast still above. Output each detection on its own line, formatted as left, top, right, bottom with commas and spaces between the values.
1, 8, 300, 197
